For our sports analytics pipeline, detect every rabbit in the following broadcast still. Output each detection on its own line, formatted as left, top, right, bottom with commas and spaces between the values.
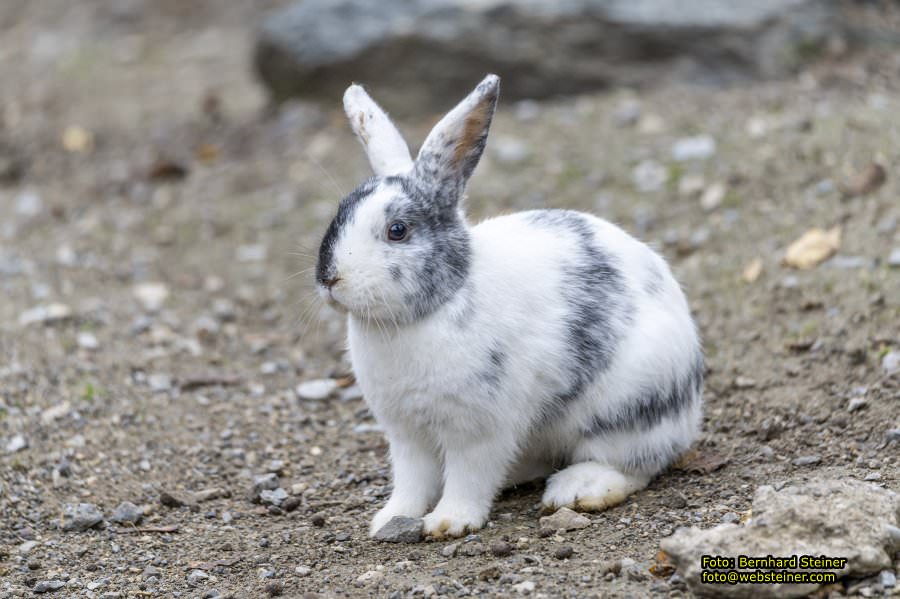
315, 74, 703, 538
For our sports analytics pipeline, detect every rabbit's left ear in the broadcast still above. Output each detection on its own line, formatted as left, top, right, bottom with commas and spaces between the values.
415, 74, 499, 191
344, 84, 414, 176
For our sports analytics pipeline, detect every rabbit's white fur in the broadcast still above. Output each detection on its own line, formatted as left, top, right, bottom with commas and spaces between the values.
318, 75, 703, 538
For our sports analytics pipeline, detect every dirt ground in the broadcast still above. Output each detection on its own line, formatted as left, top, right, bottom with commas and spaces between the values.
1, 3, 898, 598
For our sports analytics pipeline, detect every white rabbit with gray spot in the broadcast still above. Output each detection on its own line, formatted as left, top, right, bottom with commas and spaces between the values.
316, 74, 703, 538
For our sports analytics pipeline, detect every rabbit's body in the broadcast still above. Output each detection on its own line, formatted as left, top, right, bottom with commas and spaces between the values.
317, 75, 702, 537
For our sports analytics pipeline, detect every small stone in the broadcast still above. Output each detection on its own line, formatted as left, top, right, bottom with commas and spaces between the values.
142, 565, 161, 580
886, 429, 900, 443
539, 507, 591, 531
827, 255, 869, 270
373, 516, 424, 543
159, 490, 189, 508
212, 298, 237, 321
282, 496, 301, 512
888, 248, 900, 268
882, 351, 900, 374
260, 488, 289, 506
110, 501, 143, 524
493, 137, 530, 164
721, 512, 740, 524
5, 433, 28, 454
295, 379, 338, 400
264, 581, 284, 596
512, 580, 536, 594
880, 570, 897, 588
671, 135, 716, 161
15, 189, 43, 217
356, 570, 384, 585
678, 173, 705, 197
61, 503, 104, 532
133, 282, 169, 312
734, 376, 756, 389
19, 303, 73, 326
248, 473, 280, 502
490, 541, 512, 557
700, 182, 726, 211
194, 487, 227, 502
294, 565, 312, 577
864, 472, 882, 482
33, 580, 65, 594
192, 316, 220, 339
147, 373, 172, 393
554, 546, 574, 560
76, 332, 99, 350
632, 160, 666, 193
441, 542, 461, 557
792, 455, 821, 467
236, 244, 268, 263
310, 512, 326, 527
847, 397, 868, 413
613, 100, 641, 127
187, 570, 209, 585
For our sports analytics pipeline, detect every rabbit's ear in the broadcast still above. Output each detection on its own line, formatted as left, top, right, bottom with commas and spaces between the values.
415, 74, 499, 190
344, 84, 414, 176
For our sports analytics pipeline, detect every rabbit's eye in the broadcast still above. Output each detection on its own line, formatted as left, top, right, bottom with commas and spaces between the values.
387, 221, 409, 242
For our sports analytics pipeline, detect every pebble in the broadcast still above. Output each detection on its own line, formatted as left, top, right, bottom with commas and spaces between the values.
888, 248, 900, 268
792, 455, 822, 467
76, 331, 100, 350
700, 183, 726, 211
5, 433, 28, 454
721, 512, 740, 524
212, 298, 237, 321
864, 472, 882, 481
310, 512, 326, 527
264, 581, 284, 596
14, 187, 42, 216
882, 351, 900, 374
236, 244, 268, 262
554, 546, 574, 560
373, 516, 424, 543
249, 473, 280, 502
847, 397, 868, 413
188, 572, 210, 588
295, 379, 338, 400
493, 137, 530, 164
539, 507, 591, 531
159, 490, 189, 508
631, 160, 667, 193
19, 303, 73, 326
671, 135, 716, 161
295, 565, 312, 577
490, 541, 512, 557
147, 373, 173, 392
886, 429, 900, 443
356, 570, 384, 585
881, 570, 897, 588
110, 501, 144, 524
61, 502, 104, 531
734, 376, 756, 389
133, 282, 170, 312
441, 542, 461, 557
613, 100, 641, 127
260, 488, 289, 507
33, 580, 65, 594
512, 580, 536, 594
827, 255, 869, 269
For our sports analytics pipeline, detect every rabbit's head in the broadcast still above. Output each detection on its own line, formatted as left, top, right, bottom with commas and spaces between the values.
316, 75, 499, 324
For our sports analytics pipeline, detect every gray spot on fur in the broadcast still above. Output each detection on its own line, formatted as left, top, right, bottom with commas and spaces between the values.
478, 345, 507, 390
523, 210, 632, 420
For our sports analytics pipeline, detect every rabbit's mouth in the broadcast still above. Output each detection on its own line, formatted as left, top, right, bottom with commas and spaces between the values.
319, 285, 349, 313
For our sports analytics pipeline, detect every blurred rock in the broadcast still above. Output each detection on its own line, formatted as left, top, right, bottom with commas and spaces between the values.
672, 135, 716, 161
661, 479, 900, 597
255, 0, 841, 113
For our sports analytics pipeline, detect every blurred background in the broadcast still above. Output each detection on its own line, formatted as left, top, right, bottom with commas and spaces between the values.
1, 1, 898, 597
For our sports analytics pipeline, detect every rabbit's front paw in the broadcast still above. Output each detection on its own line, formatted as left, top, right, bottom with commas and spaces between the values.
423, 502, 487, 538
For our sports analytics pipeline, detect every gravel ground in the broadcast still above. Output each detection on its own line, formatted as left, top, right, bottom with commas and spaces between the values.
1, 3, 898, 598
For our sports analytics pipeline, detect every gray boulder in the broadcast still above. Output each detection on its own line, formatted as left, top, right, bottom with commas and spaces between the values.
660, 479, 900, 598
254, 0, 840, 113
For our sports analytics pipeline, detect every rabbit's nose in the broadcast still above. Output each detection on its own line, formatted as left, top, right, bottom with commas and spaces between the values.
323, 276, 341, 289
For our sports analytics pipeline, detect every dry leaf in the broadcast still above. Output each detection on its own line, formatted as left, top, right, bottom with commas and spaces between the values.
742, 258, 763, 283
62, 126, 94, 153
195, 143, 220, 165
650, 550, 677, 578
673, 448, 729, 474
843, 162, 885, 197
783, 227, 841, 269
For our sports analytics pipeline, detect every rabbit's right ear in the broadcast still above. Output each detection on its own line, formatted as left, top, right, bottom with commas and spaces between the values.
343, 84, 414, 177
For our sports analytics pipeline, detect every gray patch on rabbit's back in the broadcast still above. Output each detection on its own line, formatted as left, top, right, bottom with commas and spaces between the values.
523, 210, 633, 417
585, 350, 704, 438
643, 259, 665, 296
476, 344, 507, 391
